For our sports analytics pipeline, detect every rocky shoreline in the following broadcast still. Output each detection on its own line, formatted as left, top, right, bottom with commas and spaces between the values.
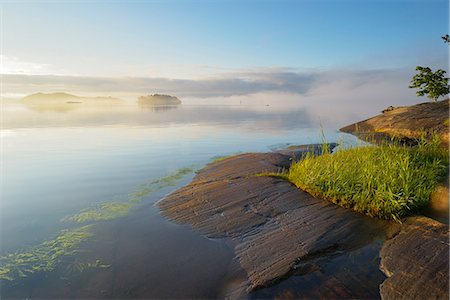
340, 99, 449, 147
380, 217, 449, 299
157, 142, 450, 299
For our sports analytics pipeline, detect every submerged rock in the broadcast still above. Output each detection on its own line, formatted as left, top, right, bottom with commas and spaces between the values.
158, 145, 387, 295
379, 217, 449, 300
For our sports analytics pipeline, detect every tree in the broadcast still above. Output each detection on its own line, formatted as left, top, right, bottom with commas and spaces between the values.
409, 66, 449, 101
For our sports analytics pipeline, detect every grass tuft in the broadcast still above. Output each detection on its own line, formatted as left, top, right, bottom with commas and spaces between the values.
282, 134, 448, 221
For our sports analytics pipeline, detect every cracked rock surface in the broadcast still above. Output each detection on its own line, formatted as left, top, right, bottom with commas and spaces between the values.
379, 216, 449, 300
158, 146, 387, 293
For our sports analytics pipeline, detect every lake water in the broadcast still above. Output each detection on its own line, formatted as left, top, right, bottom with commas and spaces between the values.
1, 101, 379, 298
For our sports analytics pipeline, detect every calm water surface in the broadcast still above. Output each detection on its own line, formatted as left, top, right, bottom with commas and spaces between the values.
2, 102, 370, 298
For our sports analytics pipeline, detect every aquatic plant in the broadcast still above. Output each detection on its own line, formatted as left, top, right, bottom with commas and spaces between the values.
282, 134, 448, 221
64, 259, 110, 275
148, 167, 194, 187
210, 153, 241, 164
64, 166, 196, 223
0, 226, 93, 281
1, 166, 197, 281
128, 166, 195, 202
62, 202, 132, 223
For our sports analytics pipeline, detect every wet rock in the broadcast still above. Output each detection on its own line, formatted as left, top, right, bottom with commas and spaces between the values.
250, 239, 386, 299
196, 144, 337, 184
379, 217, 449, 300
158, 147, 387, 292
195, 152, 292, 183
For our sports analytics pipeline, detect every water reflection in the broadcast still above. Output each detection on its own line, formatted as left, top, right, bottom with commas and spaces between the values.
3, 102, 318, 130
22, 101, 82, 113
250, 241, 386, 299
138, 103, 180, 112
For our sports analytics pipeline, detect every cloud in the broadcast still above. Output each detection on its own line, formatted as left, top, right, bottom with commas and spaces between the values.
0, 55, 61, 75
1, 68, 413, 100
1, 71, 315, 98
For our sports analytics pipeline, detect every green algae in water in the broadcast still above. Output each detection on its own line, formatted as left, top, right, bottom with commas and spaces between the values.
1, 166, 197, 281
210, 153, 242, 164
0, 225, 93, 281
129, 166, 195, 202
128, 167, 195, 202
64, 259, 110, 275
64, 167, 196, 223
62, 202, 132, 223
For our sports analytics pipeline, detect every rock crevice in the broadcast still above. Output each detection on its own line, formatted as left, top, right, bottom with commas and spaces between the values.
158, 146, 387, 292
158, 145, 449, 298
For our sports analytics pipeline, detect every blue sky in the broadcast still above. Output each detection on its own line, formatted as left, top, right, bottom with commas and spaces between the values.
1, 0, 448, 101
2, 0, 448, 76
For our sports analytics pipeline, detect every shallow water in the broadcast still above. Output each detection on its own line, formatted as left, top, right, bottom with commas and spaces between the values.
1, 101, 381, 298
250, 240, 386, 299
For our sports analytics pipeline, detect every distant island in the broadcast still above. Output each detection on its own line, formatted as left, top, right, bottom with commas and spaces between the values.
138, 94, 181, 105
21, 92, 124, 105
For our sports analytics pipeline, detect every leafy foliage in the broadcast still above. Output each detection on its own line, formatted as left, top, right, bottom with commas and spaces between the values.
409, 66, 449, 101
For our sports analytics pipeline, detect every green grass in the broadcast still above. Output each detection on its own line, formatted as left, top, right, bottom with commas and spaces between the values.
279, 135, 448, 221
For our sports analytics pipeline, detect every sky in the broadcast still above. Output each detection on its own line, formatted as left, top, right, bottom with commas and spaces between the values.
0, 0, 448, 100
